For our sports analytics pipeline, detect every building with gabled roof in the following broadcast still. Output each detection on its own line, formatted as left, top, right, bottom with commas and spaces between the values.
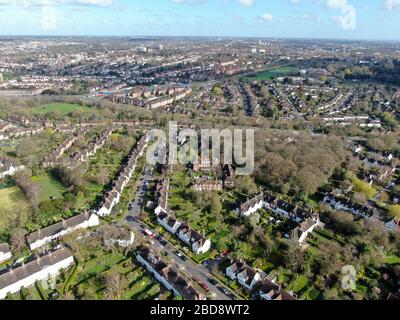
0, 247, 74, 300
26, 212, 99, 250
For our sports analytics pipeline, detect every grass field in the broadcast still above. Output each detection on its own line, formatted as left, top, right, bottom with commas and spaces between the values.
0, 186, 28, 210
32, 174, 68, 202
32, 103, 92, 115
385, 255, 400, 265
242, 66, 298, 81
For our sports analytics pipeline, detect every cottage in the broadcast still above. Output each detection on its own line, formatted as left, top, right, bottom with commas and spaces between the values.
157, 212, 182, 234
289, 217, 320, 243
226, 261, 261, 290
238, 193, 265, 217
0, 247, 74, 300
27, 212, 100, 250
0, 243, 12, 264
259, 278, 296, 300
177, 225, 211, 254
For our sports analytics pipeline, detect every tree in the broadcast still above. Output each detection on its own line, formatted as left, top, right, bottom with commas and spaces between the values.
210, 194, 222, 216
388, 205, 400, 219
284, 244, 307, 273
103, 272, 128, 300
10, 228, 28, 251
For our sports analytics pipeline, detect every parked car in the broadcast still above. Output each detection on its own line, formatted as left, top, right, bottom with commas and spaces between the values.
174, 251, 187, 261
195, 278, 209, 293
218, 286, 229, 295
208, 278, 218, 286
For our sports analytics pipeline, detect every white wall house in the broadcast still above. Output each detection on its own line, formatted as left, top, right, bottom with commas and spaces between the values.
27, 212, 100, 250
157, 214, 181, 234
0, 164, 25, 179
0, 248, 74, 300
0, 243, 12, 264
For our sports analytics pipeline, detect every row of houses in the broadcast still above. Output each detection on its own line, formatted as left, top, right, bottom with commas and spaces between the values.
43, 130, 83, 168
26, 212, 100, 251
0, 127, 44, 141
0, 247, 74, 300
97, 134, 149, 217
153, 174, 211, 254
323, 194, 377, 219
136, 246, 205, 300
68, 128, 112, 168
237, 192, 320, 244
0, 157, 25, 179
109, 87, 192, 110
225, 261, 296, 300
157, 212, 211, 255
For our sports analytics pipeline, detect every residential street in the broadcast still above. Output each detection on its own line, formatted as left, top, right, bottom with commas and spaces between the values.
125, 165, 238, 301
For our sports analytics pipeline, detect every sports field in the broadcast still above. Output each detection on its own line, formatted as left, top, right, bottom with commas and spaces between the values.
242, 66, 298, 81
32, 103, 92, 115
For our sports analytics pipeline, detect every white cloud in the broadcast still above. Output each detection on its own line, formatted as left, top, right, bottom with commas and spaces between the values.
260, 13, 273, 21
326, 0, 348, 10
383, 0, 400, 11
238, 0, 255, 6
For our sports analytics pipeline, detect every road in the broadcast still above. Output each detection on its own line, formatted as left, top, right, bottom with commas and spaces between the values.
125, 165, 238, 301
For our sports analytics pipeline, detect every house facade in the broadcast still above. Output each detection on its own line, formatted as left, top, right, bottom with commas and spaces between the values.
27, 212, 100, 250
0, 247, 74, 300
226, 261, 261, 290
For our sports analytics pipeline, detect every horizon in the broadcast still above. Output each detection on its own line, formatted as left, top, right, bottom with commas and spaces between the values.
0, 0, 399, 40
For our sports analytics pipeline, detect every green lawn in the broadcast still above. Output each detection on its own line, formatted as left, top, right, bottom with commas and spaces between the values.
287, 275, 309, 293
32, 103, 92, 115
0, 186, 28, 210
242, 66, 298, 81
385, 255, 400, 265
32, 174, 68, 202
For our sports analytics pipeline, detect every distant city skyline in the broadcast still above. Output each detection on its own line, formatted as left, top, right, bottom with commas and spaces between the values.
0, 0, 399, 40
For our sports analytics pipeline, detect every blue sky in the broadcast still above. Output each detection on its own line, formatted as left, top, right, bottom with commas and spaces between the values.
0, 0, 399, 40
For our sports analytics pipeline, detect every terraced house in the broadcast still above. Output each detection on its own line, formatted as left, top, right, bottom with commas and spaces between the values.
0, 247, 74, 300
135, 246, 205, 300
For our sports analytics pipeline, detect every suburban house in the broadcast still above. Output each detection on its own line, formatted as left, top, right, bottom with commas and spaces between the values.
177, 224, 211, 254
157, 212, 182, 234
0, 247, 74, 300
98, 135, 149, 216
0, 157, 25, 179
237, 193, 265, 217
135, 246, 205, 300
154, 176, 170, 215
237, 191, 320, 243
226, 261, 261, 290
289, 217, 320, 244
103, 228, 135, 248
323, 195, 376, 218
27, 212, 100, 250
0, 243, 12, 264
259, 278, 297, 300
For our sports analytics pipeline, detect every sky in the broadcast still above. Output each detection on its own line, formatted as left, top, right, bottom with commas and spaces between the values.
0, 0, 399, 40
